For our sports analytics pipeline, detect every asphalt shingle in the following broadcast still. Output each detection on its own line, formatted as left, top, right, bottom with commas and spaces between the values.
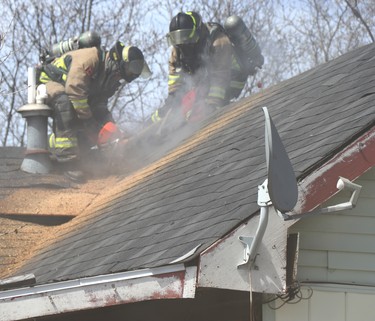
3, 43, 375, 284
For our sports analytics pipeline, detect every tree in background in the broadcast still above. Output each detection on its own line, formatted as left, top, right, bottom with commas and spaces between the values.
277, 0, 375, 73
0, 6, 27, 146
0, 0, 374, 146
0, 0, 163, 145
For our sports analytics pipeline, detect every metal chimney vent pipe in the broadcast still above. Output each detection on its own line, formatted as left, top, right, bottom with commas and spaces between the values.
17, 67, 53, 174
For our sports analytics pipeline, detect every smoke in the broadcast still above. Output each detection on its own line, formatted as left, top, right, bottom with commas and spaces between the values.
119, 103, 205, 175
80, 102, 205, 179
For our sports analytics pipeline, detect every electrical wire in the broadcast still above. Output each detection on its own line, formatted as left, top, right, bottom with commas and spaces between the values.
249, 267, 254, 321
264, 281, 313, 310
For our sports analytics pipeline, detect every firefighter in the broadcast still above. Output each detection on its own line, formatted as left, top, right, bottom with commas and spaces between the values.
151, 11, 251, 124
39, 41, 151, 182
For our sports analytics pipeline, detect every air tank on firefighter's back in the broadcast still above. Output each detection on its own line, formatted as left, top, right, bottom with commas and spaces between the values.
224, 15, 264, 75
51, 30, 101, 57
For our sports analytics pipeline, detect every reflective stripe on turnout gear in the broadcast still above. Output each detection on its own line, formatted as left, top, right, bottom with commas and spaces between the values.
231, 55, 241, 70
168, 74, 180, 86
230, 79, 246, 90
54, 137, 78, 149
151, 109, 162, 123
71, 98, 90, 112
53, 56, 69, 82
49, 133, 56, 149
208, 85, 226, 100
39, 71, 51, 84
39, 55, 71, 84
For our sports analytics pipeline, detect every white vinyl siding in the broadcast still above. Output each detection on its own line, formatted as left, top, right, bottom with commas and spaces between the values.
263, 167, 375, 321
291, 167, 375, 285
263, 286, 374, 321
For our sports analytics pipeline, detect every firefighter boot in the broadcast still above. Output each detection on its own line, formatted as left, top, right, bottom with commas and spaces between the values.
58, 156, 86, 183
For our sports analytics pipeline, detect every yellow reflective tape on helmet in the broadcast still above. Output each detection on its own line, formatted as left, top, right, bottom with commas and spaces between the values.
112, 42, 125, 62
208, 86, 226, 99
122, 46, 130, 62
71, 98, 89, 110
186, 11, 197, 40
168, 74, 180, 85
55, 137, 78, 148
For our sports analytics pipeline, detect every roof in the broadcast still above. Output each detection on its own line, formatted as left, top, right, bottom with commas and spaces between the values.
0, 147, 127, 278
1, 42, 375, 287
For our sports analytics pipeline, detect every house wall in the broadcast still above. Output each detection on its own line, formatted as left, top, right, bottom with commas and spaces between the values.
32, 288, 257, 321
263, 166, 375, 321
263, 285, 375, 321
291, 167, 375, 286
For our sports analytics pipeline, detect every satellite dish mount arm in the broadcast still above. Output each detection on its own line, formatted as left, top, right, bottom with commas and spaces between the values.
237, 107, 362, 269
238, 179, 271, 268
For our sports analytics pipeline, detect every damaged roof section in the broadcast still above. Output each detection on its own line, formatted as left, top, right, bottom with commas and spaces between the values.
0, 147, 125, 278
1, 43, 374, 287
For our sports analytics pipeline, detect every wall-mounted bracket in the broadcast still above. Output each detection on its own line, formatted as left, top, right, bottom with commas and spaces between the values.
279, 176, 362, 221
238, 180, 270, 268
238, 236, 254, 267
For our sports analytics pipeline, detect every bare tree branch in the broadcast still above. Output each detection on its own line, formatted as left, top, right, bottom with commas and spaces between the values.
0, 0, 374, 145
344, 0, 375, 42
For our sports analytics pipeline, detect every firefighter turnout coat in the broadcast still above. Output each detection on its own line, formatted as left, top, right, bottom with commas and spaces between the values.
39, 47, 120, 160
168, 22, 247, 110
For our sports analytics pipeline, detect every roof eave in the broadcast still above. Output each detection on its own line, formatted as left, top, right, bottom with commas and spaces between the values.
296, 125, 375, 214
197, 126, 375, 294
0, 264, 197, 321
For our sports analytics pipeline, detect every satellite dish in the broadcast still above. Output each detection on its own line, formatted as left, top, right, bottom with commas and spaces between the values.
263, 107, 298, 213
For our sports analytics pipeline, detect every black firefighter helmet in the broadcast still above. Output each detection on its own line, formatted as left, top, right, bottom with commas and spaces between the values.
167, 11, 203, 47
109, 41, 151, 82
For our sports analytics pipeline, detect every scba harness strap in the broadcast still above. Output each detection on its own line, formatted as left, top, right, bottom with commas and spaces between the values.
39, 55, 72, 85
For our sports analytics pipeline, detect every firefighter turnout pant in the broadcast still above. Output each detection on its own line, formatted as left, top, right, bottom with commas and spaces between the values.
50, 93, 80, 162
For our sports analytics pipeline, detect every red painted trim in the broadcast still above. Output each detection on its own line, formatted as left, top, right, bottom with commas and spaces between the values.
0, 266, 197, 321
297, 126, 375, 213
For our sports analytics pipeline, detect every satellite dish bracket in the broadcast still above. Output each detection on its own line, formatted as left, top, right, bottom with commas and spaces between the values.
237, 107, 362, 269
238, 179, 270, 268
278, 176, 362, 221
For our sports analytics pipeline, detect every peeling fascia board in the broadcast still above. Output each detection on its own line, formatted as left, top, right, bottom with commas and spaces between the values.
198, 127, 375, 295
295, 126, 375, 214
0, 264, 197, 321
